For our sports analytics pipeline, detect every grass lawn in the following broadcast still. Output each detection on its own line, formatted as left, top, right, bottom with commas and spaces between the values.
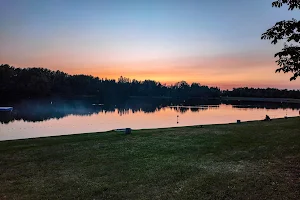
0, 117, 299, 199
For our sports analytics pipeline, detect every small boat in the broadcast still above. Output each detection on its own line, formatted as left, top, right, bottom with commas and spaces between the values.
0, 107, 13, 112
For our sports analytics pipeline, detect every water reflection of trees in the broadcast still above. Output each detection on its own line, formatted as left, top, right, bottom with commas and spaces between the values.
0, 100, 102, 124
0, 98, 171, 124
0, 98, 299, 124
226, 101, 300, 110
169, 105, 220, 113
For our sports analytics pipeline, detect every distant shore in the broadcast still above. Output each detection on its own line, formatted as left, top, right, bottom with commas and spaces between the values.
129, 96, 300, 103
221, 96, 300, 103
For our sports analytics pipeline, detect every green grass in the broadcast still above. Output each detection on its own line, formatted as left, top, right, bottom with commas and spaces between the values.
0, 117, 300, 200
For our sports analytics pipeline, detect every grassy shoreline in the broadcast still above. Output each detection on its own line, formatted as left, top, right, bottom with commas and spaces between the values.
0, 117, 299, 199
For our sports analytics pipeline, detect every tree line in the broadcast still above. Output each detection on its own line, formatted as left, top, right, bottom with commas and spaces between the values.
0, 64, 220, 101
223, 87, 300, 99
1, 64, 299, 101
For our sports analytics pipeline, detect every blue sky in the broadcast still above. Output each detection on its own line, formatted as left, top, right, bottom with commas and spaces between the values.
0, 0, 299, 89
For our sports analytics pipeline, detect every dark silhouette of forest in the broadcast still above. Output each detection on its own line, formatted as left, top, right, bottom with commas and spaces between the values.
1, 64, 299, 101
0, 64, 220, 100
223, 88, 300, 99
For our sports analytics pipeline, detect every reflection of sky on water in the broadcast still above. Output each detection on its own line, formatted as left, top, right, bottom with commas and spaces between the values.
0, 99, 299, 141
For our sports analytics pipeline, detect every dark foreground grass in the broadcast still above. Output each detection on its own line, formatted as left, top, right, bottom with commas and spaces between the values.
0, 118, 300, 200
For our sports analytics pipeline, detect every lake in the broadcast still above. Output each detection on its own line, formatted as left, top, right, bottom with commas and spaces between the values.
0, 98, 299, 141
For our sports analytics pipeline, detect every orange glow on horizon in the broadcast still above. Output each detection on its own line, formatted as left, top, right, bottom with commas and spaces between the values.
3, 54, 299, 90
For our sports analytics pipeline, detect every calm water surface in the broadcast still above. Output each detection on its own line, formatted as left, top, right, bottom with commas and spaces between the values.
0, 98, 299, 141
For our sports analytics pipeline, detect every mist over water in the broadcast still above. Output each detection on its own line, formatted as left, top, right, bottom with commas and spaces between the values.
0, 97, 299, 141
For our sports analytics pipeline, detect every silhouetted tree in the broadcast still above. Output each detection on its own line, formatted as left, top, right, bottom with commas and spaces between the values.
261, 0, 300, 80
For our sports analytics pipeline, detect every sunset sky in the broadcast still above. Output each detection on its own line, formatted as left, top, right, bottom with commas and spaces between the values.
0, 0, 299, 89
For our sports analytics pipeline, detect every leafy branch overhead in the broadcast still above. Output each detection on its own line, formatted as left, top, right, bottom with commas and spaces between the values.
271, 0, 300, 10
261, 0, 300, 81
